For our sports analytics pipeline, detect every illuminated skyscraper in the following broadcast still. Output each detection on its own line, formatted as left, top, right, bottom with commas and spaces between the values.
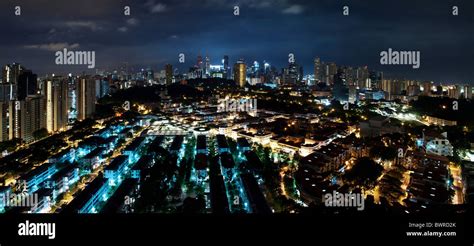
382, 79, 402, 100
77, 76, 96, 121
223, 55, 229, 79
2, 63, 22, 85
67, 75, 78, 123
448, 87, 459, 99
44, 77, 68, 132
407, 85, 421, 96
252, 61, 260, 76
8, 100, 22, 140
455, 85, 463, 99
197, 55, 203, 68
23, 95, 45, 142
314, 57, 321, 83
284, 60, 302, 84
205, 56, 211, 77
95, 77, 110, 99
263, 61, 270, 74
356, 66, 369, 90
233, 59, 247, 87
325, 62, 337, 85
8, 95, 44, 142
464, 85, 472, 99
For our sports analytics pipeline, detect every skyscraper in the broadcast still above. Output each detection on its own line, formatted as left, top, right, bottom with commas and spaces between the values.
422, 81, 432, 96
25, 95, 45, 142
165, 64, 173, 85
1, 63, 22, 101
44, 77, 68, 132
455, 85, 463, 99
407, 85, 421, 96
251, 61, 259, 76
356, 66, 369, 90
68, 76, 78, 123
95, 77, 110, 99
234, 59, 247, 87
17, 70, 38, 100
197, 55, 203, 69
325, 62, 337, 85
448, 87, 459, 99
284, 61, 301, 84
370, 71, 383, 90
314, 57, 321, 83
8, 95, 44, 143
333, 68, 349, 102
0, 102, 8, 142
2, 63, 22, 84
8, 100, 22, 140
382, 79, 402, 100
223, 55, 229, 79
343, 66, 355, 86
0, 83, 16, 101
205, 56, 211, 77
464, 85, 472, 99
77, 76, 96, 121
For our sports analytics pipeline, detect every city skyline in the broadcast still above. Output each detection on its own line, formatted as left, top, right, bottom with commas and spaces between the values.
0, 1, 473, 243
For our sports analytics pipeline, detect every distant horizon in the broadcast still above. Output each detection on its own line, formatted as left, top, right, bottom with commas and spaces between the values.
5, 58, 473, 87
1, 0, 472, 85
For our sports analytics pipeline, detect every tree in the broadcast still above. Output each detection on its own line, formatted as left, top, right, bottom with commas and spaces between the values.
344, 157, 383, 189
33, 128, 49, 141
370, 145, 398, 161
0, 138, 22, 152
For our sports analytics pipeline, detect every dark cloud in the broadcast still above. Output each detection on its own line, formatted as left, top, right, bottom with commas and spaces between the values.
0, 0, 472, 84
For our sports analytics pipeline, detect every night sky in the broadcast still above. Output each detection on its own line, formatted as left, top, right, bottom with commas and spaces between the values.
0, 0, 473, 84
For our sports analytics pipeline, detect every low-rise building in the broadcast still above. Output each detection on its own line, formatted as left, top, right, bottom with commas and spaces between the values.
82, 147, 107, 172
123, 137, 146, 163
237, 137, 251, 152
423, 115, 457, 126
196, 135, 207, 154
131, 155, 153, 180
422, 132, 454, 157
46, 163, 79, 198
405, 152, 451, 208
216, 135, 230, 153
62, 177, 109, 214
18, 162, 57, 193
104, 155, 129, 186
299, 144, 349, 175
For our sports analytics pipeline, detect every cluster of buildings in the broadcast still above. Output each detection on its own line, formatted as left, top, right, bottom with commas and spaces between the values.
3, 54, 467, 138
116, 55, 474, 109
359, 116, 403, 138
0, 115, 149, 213
405, 151, 451, 211
0, 63, 106, 143
312, 57, 472, 104
295, 138, 365, 205
1, 158, 79, 213
54, 120, 151, 213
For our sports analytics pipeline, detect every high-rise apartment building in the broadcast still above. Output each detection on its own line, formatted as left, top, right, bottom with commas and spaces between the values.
77, 76, 96, 121
8, 95, 44, 142
234, 60, 247, 88
44, 77, 68, 132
